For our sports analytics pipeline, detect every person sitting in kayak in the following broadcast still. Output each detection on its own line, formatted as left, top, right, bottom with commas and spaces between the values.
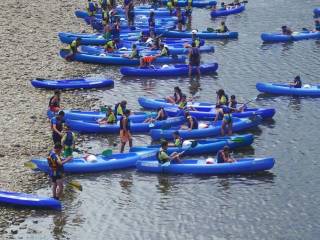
114, 100, 127, 116
216, 146, 235, 163
156, 43, 170, 57
281, 25, 292, 35
216, 21, 229, 33
220, 2, 226, 10
98, 106, 117, 124
64, 37, 81, 61
216, 89, 229, 106
214, 105, 233, 136
51, 111, 65, 145
166, 86, 183, 104
144, 107, 168, 123
48, 143, 73, 200
188, 42, 201, 77
48, 90, 61, 114
122, 44, 140, 59
290, 75, 302, 88
172, 131, 184, 147
182, 111, 198, 130
191, 30, 201, 47
229, 95, 246, 112
157, 140, 182, 164
104, 39, 118, 53
120, 109, 133, 153
61, 125, 76, 158
178, 94, 188, 109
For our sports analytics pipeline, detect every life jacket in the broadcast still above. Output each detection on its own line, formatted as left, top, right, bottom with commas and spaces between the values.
120, 116, 130, 130
107, 111, 117, 123
105, 40, 115, 51
294, 79, 302, 88
156, 148, 169, 163
192, 37, 200, 47
174, 136, 184, 147
130, 49, 139, 58
47, 151, 63, 174
187, 116, 198, 129
69, 40, 78, 52
178, 100, 187, 109
63, 131, 74, 147
219, 95, 229, 105
219, 25, 229, 33
216, 150, 224, 163
114, 103, 125, 116
190, 47, 200, 62
161, 46, 170, 56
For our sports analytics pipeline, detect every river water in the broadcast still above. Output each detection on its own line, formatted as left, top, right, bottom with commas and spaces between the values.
0, 0, 320, 239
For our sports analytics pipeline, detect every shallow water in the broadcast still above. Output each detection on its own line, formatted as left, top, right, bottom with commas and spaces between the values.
1, 0, 320, 239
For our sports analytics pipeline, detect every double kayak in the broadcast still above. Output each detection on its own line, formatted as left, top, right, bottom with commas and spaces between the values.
161, 0, 216, 8
261, 31, 320, 43
31, 151, 156, 174
162, 30, 238, 39
66, 116, 185, 134
80, 45, 214, 56
31, 78, 114, 90
130, 134, 254, 155
210, 4, 246, 17
59, 50, 186, 65
0, 190, 61, 210
314, 8, 320, 17
136, 157, 275, 174
138, 97, 276, 119
120, 63, 218, 77
256, 82, 320, 96
47, 110, 157, 122
150, 116, 262, 141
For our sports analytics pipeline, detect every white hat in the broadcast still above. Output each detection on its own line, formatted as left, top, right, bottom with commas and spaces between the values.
191, 30, 198, 34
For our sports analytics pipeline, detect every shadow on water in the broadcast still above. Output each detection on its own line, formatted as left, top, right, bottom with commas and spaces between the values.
260, 41, 294, 51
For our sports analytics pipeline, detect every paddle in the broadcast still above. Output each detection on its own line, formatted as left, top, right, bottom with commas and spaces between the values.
24, 161, 82, 191
162, 140, 198, 166
226, 0, 248, 6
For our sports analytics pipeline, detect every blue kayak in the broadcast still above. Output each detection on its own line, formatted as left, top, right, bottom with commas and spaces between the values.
130, 134, 254, 155
120, 63, 218, 77
80, 45, 214, 56
136, 157, 275, 174
31, 78, 114, 90
261, 31, 320, 43
59, 50, 186, 65
0, 190, 61, 210
162, 30, 238, 39
314, 8, 320, 17
66, 116, 185, 134
256, 82, 320, 96
211, 4, 245, 17
31, 151, 156, 174
47, 110, 157, 123
150, 116, 262, 141
161, 0, 216, 8
58, 32, 205, 46
138, 97, 276, 119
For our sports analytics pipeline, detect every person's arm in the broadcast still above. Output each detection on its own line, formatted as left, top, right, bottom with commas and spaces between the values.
214, 109, 220, 123
52, 121, 63, 136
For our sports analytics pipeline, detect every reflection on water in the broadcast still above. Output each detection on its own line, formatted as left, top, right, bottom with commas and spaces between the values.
288, 96, 302, 111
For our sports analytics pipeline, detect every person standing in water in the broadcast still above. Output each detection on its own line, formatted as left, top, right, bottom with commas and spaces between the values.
120, 109, 133, 153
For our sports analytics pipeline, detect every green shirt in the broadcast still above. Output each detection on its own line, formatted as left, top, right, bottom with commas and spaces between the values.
158, 149, 170, 163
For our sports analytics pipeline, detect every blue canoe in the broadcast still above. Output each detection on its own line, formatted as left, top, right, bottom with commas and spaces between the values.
0, 191, 61, 210
161, 0, 216, 8
138, 97, 275, 119
150, 116, 262, 141
261, 31, 320, 43
47, 110, 157, 122
80, 45, 214, 56
162, 30, 238, 39
314, 8, 320, 17
47, 110, 157, 123
31, 78, 114, 90
66, 116, 185, 134
120, 63, 218, 77
59, 50, 186, 65
136, 157, 275, 174
130, 134, 254, 155
164, 106, 275, 120
256, 82, 320, 97
31, 151, 156, 174
210, 4, 245, 17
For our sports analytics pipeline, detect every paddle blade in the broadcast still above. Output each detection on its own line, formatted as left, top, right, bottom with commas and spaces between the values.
24, 161, 38, 170
162, 162, 170, 166
230, 137, 244, 143
207, 27, 214, 32
68, 181, 82, 191
102, 149, 112, 156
